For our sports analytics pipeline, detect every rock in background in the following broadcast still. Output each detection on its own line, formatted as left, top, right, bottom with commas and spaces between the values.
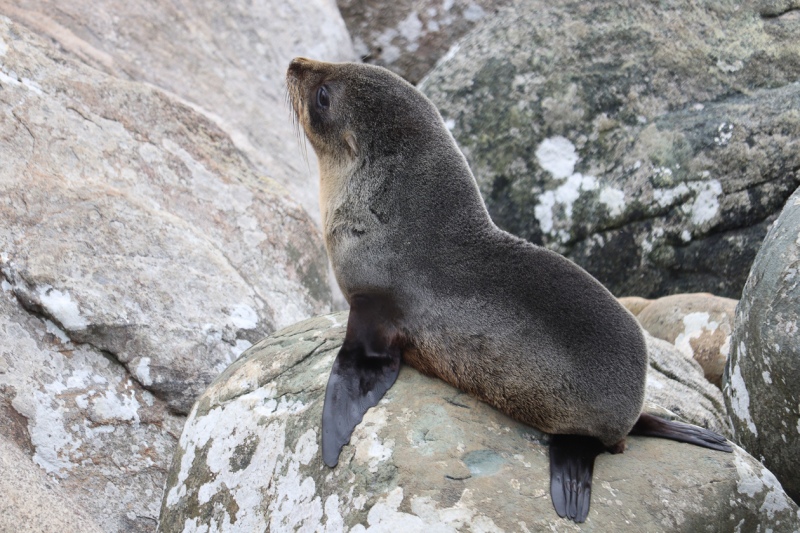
159, 313, 799, 531
635, 293, 736, 388
0, 0, 355, 223
420, 0, 800, 299
725, 185, 800, 504
337, 0, 512, 84
0, 2, 352, 528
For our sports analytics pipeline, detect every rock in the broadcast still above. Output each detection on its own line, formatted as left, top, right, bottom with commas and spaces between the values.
420, 0, 800, 299
159, 313, 800, 531
637, 294, 737, 388
0, 17, 331, 413
618, 296, 652, 316
1, 281, 184, 532
337, 0, 511, 84
0, 0, 355, 223
0, 434, 104, 533
724, 185, 800, 504
645, 335, 730, 436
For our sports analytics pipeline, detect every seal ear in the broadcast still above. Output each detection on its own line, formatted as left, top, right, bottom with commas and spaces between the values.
343, 130, 358, 158
321, 294, 402, 467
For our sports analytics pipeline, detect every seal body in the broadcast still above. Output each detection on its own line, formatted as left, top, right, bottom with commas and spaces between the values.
286, 57, 730, 523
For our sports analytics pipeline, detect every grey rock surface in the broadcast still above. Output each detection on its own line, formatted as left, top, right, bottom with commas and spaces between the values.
159, 313, 799, 531
0, 0, 355, 223
725, 185, 800, 504
0, 434, 105, 533
0, 16, 331, 414
1, 280, 184, 532
638, 293, 737, 388
420, 0, 800, 299
337, 0, 511, 84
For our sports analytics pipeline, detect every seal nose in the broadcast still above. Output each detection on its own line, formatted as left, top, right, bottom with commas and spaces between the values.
287, 57, 310, 80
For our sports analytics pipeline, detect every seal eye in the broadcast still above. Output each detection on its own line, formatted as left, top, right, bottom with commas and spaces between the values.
316, 85, 330, 109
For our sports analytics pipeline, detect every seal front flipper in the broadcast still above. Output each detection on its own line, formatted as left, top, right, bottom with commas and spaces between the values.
549, 435, 605, 523
321, 294, 403, 467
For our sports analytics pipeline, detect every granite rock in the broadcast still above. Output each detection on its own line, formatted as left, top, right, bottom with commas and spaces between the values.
420, 0, 800, 299
159, 313, 800, 531
725, 185, 800, 503
638, 293, 737, 388
0, 16, 331, 413
0, 0, 355, 223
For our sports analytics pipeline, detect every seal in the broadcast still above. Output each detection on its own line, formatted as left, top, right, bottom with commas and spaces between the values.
286, 57, 732, 523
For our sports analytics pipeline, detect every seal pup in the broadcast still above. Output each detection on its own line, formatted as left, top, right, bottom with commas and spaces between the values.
286, 57, 732, 523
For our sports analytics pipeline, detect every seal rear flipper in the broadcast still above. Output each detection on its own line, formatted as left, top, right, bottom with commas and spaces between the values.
321, 295, 403, 467
549, 435, 605, 523
630, 413, 733, 452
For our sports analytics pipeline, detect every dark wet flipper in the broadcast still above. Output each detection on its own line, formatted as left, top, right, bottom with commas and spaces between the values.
629, 413, 733, 452
321, 294, 403, 467
549, 435, 605, 523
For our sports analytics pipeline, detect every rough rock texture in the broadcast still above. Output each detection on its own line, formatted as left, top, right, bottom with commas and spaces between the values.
0, 0, 355, 223
637, 294, 737, 388
158, 313, 800, 531
724, 185, 800, 504
645, 335, 730, 435
420, 0, 800, 299
0, 16, 332, 413
0, 434, 104, 533
1, 281, 184, 532
337, 0, 511, 84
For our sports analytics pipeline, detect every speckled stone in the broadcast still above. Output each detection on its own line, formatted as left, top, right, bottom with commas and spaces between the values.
420, 0, 800, 299
725, 185, 800, 504
637, 293, 737, 388
159, 313, 800, 531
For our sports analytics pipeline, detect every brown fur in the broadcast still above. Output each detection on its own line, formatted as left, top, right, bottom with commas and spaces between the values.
287, 57, 648, 447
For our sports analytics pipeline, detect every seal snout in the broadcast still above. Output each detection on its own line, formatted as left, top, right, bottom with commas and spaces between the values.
287, 57, 309, 80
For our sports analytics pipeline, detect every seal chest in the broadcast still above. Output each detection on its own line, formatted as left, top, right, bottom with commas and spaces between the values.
286, 57, 732, 523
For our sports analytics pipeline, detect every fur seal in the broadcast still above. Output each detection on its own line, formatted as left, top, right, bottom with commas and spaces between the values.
286, 57, 731, 523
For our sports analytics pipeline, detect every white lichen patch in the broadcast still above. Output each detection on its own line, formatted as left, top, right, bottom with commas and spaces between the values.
599, 187, 625, 217
229, 304, 258, 330
44, 319, 72, 344
729, 346, 758, 437
686, 180, 722, 226
535, 136, 578, 179
135, 357, 153, 387
167, 386, 310, 531
715, 123, 734, 145
268, 429, 324, 531
37, 285, 89, 330
350, 487, 503, 533
653, 183, 690, 208
352, 407, 394, 472
674, 312, 719, 359
534, 137, 626, 235
734, 452, 793, 520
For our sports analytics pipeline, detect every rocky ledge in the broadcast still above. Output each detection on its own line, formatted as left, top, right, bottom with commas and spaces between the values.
158, 313, 800, 532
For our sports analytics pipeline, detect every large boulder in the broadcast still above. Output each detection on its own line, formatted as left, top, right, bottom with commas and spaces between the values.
724, 185, 800, 504
337, 0, 512, 84
636, 293, 737, 388
420, 0, 800, 299
0, 0, 355, 223
159, 313, 800, 531
0, 16, 331, 413
1, 280, 184, 532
